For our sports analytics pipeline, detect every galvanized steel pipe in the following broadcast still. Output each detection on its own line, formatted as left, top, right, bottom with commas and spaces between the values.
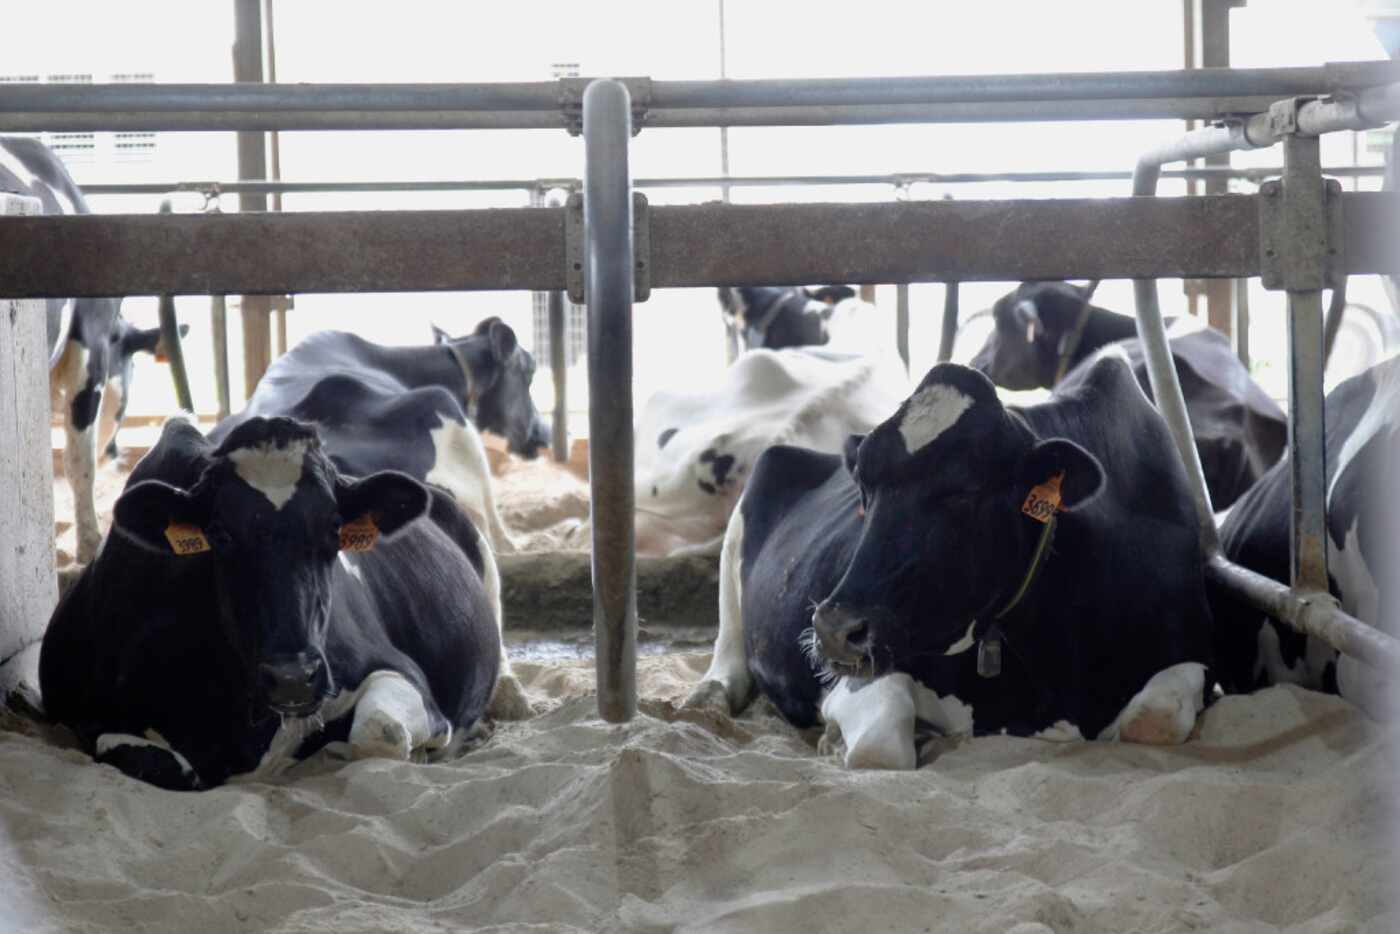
582, 79, 638, 723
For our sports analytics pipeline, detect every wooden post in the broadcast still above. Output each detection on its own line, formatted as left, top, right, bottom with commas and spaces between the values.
233, 0, 272, 398
0, 192, 57, 699
1197, 0, 1246, 335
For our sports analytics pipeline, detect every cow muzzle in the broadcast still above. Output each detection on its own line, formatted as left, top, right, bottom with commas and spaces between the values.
259, 652, 330, 716
812, 602, 873, 668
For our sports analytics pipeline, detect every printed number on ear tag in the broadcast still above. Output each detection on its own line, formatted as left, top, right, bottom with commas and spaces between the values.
164, 522, 211, 556
1021, 470, 1065, 524
339, 515, 380, 552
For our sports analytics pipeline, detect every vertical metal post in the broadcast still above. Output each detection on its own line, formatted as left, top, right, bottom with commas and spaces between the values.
1233, 277, 1250, 368
155, 199, 193, 412
936, 282, 960, 365
895, 283, 911, 371
233, 0, 272, 398
1198, 0, 1245, 335
583, 79, 637, 723
548, 284, 569, 463
1280, 133, 1330, 594
211, 294, 231, 420
717, 0, 731, 206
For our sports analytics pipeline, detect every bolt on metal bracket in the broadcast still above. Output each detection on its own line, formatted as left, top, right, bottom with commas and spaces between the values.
560, 77, 652, 136
1258, 175, 1345, 292
565, 190, 651, 304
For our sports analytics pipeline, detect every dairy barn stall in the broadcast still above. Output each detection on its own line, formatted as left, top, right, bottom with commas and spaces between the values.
0, 1, 1398, 931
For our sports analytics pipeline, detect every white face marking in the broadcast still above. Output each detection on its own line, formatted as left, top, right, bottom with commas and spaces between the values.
228, 439, 310, 510
898, 383, 973, 453
943, 618, 978, 656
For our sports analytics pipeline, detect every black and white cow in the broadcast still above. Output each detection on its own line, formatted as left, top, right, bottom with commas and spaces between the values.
689, 355, 1214, 769
969, 281, 1287, 510
39, 415, 502, 790
2, 135, 180, 563
1213, 355, 1398, 718
216, 320, 548, 553
718, 285, 859, 350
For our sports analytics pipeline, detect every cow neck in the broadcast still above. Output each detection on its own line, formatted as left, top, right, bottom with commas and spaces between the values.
441, 343, 480, 421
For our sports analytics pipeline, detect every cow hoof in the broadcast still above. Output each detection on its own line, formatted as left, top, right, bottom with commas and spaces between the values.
350, 712, 412, 761
682, 679, 733, 716
486, 674, 535, 721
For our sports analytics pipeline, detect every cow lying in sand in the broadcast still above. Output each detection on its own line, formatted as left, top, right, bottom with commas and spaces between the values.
689, 354, 1214, 769
40, 416, 504, 790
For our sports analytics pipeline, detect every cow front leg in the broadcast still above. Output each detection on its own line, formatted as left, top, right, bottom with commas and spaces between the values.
1098, 662, 1207, 745
348, 671, 437, 761
95, 732, 202, 791
685, 505, 754, 714
476, 528, 533, 721
55, 341, 104, 565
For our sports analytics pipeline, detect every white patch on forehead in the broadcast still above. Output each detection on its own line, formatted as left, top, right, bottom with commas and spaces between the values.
898, 383, 973, 453
228, 439, 311, 510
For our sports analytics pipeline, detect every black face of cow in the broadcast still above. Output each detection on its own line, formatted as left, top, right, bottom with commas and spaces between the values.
717, 285, 856, 351
112, 417, 430, 716
811, 364, 1104, 679
968, 282, 1091, 390
433, 317, 550, 458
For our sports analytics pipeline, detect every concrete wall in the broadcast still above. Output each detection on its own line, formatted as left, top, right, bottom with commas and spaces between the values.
0, 193, 56, 699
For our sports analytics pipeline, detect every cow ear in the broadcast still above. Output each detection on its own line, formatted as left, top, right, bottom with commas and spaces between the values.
811, 285, 856, 305
1012, 299, 1042, 344
122, 326, 162, 357
1016, 439, 1104, 512
842, 434, 866, 477
113, 480, 211, 556
336, 471, 430, 541
431, 324, 452, 345
487, 319, 518, 361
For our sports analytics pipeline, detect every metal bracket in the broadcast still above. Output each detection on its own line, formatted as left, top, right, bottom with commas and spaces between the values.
565, 190, 650, 304
560, 77, 652, 137
1259, 176, 1345, 292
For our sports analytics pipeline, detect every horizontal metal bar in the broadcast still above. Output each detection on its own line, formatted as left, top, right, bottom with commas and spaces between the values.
4, 62, 1391, 115
2, 193, 1395, 297
0, 209, 565, 296
79, 165, 1387, 199
1207, 555, 1400, 673
0, 110, 566, 132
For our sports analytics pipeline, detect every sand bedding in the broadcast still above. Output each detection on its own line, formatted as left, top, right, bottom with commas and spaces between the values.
0, 657, 1395, 934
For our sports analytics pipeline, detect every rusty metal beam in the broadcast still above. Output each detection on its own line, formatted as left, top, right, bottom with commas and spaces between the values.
0, 194, 1395, 298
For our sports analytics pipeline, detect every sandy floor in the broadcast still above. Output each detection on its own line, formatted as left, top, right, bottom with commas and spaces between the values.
0, 658, 1393, 933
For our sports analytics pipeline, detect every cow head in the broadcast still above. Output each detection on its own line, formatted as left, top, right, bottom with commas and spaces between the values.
111, 417, 430, 716
809, 364, 1104, 680
100, 318, 191, 459
433, 317, 550, 459
718, 285, 857, 351
968, 281, 1096, 390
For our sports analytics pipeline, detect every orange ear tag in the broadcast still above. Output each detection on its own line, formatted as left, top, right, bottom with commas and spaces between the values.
1020, 471, 1064, 524
339, 515, 381, 552
154, 352, 169, 364
164, 522, 211, 555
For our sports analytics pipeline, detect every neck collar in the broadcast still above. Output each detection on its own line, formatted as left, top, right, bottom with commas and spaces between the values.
444, 343, 480, 422
1052, 282, 1100, 385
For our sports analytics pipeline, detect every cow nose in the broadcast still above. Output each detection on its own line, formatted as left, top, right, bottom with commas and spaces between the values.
258, 652, 327, 714
813, 602, 871, 664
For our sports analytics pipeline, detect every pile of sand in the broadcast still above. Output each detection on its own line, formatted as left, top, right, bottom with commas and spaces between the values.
0, 655, 1393, 933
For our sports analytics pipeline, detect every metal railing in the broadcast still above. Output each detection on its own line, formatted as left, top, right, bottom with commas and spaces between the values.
2, 65, 1398, 722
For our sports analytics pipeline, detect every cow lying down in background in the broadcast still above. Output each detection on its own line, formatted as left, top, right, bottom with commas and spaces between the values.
688, 353, 1214, 769
39, 416, 505, 790
1213, 354, 1399, 720
969, 281, 1286, 511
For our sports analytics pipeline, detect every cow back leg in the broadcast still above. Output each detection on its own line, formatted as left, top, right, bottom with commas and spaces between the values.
349, 671, 439, 761
54, 340, 103, 564
1098, 662, 1207, 745
686, 504, 754, 714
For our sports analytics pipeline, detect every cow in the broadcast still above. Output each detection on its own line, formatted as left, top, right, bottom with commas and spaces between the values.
215, 320, 548, 555
2, 135, 181, 563
688, 354, 1214, 770
968, 280, 1287, 510
718, 285, 860, 351
1213, 354, 1398, 719
39, 415, 504, 790
577, 346, 908, 557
